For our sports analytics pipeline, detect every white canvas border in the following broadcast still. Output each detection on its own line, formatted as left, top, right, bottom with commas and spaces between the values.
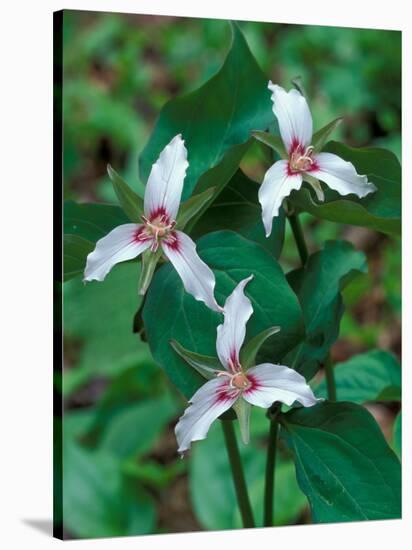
0, 1, 410, 548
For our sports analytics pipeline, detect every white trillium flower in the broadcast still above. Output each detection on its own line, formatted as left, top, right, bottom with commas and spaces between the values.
175, 275, 319, 453
259, 83, 378, 236
84, 134, 221, 312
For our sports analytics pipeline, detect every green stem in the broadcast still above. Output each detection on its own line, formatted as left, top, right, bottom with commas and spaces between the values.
263, 412, 279, 527
221, 420, 255, 528
324, 354, 337, 401
287, 211, 308, 265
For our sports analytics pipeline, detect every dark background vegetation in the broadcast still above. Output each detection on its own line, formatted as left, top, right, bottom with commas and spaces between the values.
62, 10, 401, 538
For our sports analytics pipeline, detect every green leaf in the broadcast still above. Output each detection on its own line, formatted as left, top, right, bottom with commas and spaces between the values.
139, 22, 273, 202
63, 234, 94, 281
190, 422, 306, 529
176, 187, 217, 231
285, 240, 367, 379
64, 200, 129, 243
100, 393, 178, 459
392, 412, 401, 459
315, 349, 401, 403
63, 441, 156, 538
281, 402, 401, 522
251, 131, 287, 159
107, 164, 144, 222
170, 339, 221, 380
240, 326, 281, 369
190, 170, 286, 258
90, 366, 167, 435
143, 231, 304, 399
123, 459, 185, 489
312, 117, 343, 152
290, 141, 401, 235
64, 262, 157, 396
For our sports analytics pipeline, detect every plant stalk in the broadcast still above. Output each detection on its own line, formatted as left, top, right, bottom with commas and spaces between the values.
287, 211, 308, 265
263, 410, 279, 527
324, 353, 337, 401
221, 419, 255, 528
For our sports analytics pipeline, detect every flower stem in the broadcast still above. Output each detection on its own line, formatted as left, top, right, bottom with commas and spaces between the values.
287, 211, 308, 265
263, 406, 280, 527
324, 353, 337, 401
221, 419, 255, 528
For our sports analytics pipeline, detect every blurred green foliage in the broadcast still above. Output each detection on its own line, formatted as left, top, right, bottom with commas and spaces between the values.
62, 10, 401, 538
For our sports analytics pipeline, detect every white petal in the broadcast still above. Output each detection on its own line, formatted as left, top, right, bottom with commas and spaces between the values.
161, 230, 221, 312
243, 363, 319, 409
310, 152, 377, 199
175, 377, 238, 453
144, 134, 189, 221
83, 224, 152, 282
268, 82, 313, 153
258, 160, 302, 236
216, 275, 254, 370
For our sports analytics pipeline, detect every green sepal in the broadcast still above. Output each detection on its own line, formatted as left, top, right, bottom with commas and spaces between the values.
303, 174, 325, 202
176, 187, 216, 231
312, 117, 343, 152
107, 164, 144, 222
233, 399, 251, 444
138, 249, 161, 296
291, 75, 308, 99
169, 339, 221, 380
252, 131, 287, 159
240, 326, 281, 369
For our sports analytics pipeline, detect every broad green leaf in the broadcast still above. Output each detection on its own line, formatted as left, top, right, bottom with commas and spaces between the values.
64, 200, 129, 243
139, 23, 273, 201
90, 366, 167, 436
392, 412, 401, 459
123, 459, 185, 489
64, 262, 157, 396
190, 170, 286, 257
284, 240, 367, 380
176, 187, 217, 231
251, 131, 287, 159
63, 409, 96, 440
290, 141, 401, 235
100, 393, 178, 459
240, 326, 281, 369
170, 339, 221, 380
312, 117, 343, 152
190, 421, 306, 529
63, 441, 155, 538
107, 164, 144, 222
63, 234, 94, 281
315, 349, 401, 403
143, 231, 304, 399
281, 402, 401, 522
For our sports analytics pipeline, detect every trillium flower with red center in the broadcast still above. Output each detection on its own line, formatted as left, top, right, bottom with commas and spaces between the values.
258, 83, 377, 236
172, 275, 319, 453
84, 134, 222, 312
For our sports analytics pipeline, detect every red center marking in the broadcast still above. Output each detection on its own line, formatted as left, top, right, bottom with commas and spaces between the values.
149, 206, 170, 225
163, 231, 180, 252
243, 373, 261, 395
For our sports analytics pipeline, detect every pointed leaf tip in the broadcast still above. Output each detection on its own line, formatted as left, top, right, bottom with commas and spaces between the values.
170, 339, 221, 380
